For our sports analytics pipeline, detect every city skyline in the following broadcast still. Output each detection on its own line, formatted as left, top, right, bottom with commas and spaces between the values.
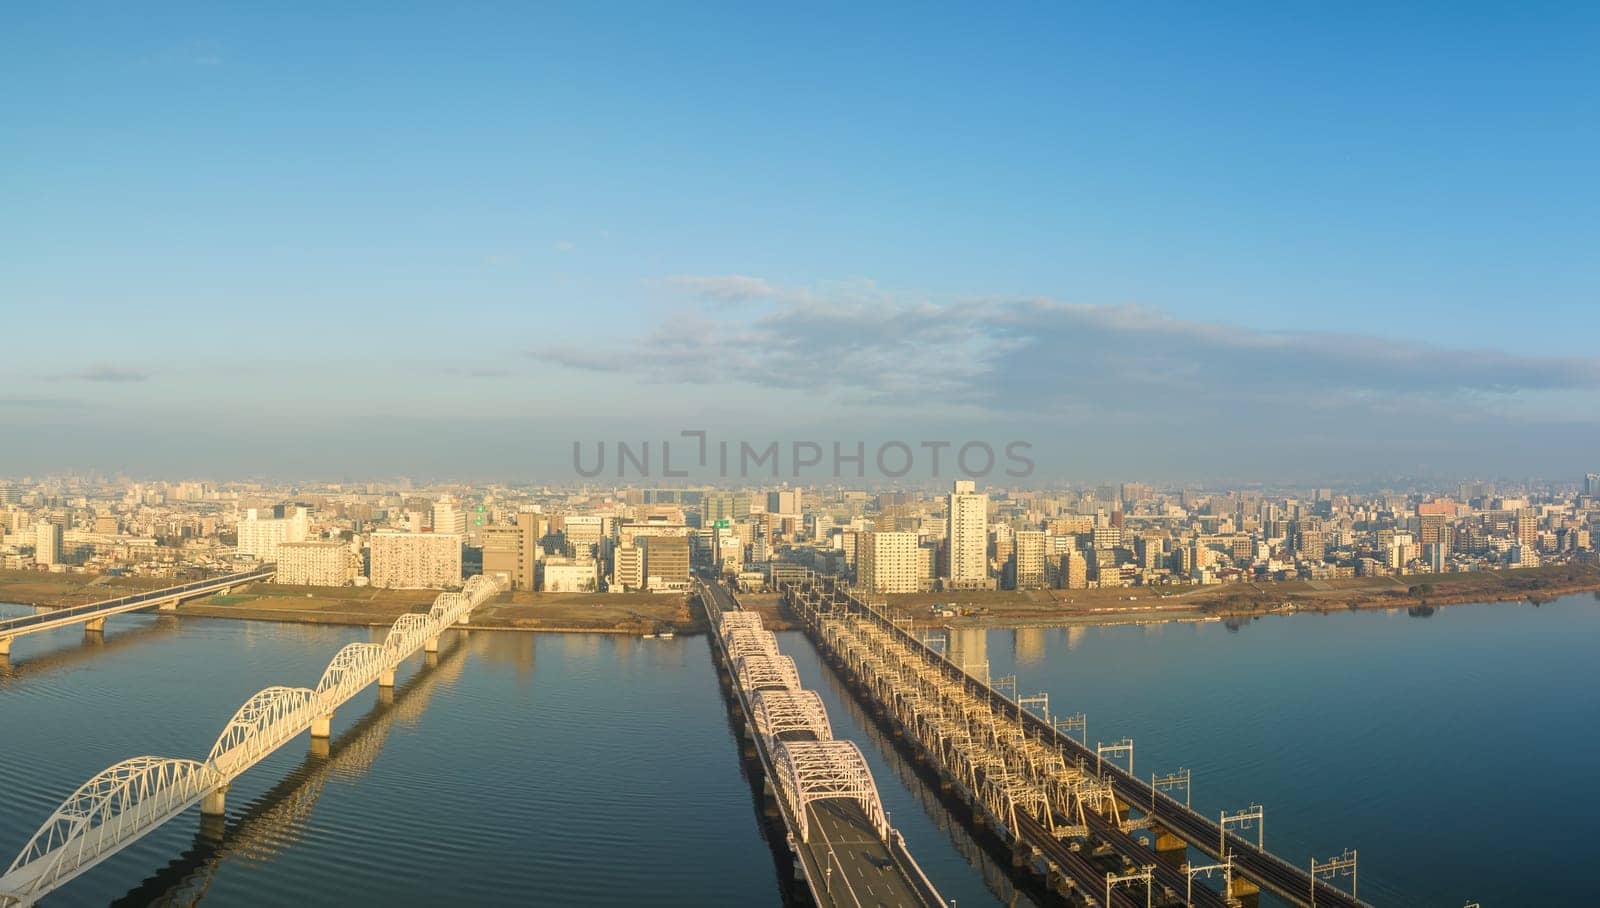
7, 4, 1600, 477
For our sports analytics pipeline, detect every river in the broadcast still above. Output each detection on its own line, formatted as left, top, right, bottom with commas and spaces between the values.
2, 594, 1596, 906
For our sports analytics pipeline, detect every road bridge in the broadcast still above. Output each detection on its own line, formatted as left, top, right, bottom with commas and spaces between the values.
699, 578, 946, 908
0, 567, 276, 657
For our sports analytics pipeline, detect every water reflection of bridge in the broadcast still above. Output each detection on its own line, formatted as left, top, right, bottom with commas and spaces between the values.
112, 635, 471, 907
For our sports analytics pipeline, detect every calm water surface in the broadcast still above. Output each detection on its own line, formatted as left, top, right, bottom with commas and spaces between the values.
4, 595, 1597, 907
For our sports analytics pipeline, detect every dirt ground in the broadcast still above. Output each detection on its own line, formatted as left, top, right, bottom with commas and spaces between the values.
179, 583, 700, 634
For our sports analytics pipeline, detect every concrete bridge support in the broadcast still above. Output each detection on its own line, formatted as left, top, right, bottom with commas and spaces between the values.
310, 713, 334, 739
379, 667, 396, 688
424, 634, 440, 654
0, 637, 11, 657
200, 785, 229, 817
84, 617, 107, 633
1153, 824, 1188, 868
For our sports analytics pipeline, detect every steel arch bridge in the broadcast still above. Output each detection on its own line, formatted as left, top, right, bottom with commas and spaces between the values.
0, 574, 507, 908
732, 652, 803, 692
771, 740, 890, 844
749, 689, 833, 743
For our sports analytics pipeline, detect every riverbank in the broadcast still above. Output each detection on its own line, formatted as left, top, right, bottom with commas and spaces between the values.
0, 570, 704, 635
7, 563, 1595, 635
882, 563, 1600, 629
181, 584, 706, 635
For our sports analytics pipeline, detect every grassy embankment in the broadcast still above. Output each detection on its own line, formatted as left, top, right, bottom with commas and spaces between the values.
0, 569, 697, 635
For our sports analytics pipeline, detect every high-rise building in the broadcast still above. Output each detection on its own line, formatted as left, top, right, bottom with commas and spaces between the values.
34, 522, 64, 567
1012, 529, 1046, 589
946, 480, 989, 589
369, 531, 463, 589
237, 506, 310, 562
431, 496, 467, 537
0, 482, 19, 506
276, 541, 358, 586
483, 511, 543, 589
1515, 508, 1538, 548
1062, 549, 1089, 590
1587, 473, 1600, 496
857, 530, 920, 594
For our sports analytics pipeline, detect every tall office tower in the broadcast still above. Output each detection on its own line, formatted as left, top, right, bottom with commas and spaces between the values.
1587, 473, 1600, 496
34, 522, 64, 567
0, 482, 19, 506
946, 480, 988, 588
856, 530, 920, 594
368, 531, 463, 589
237, 506, 310, 562
431, 496, 468, 536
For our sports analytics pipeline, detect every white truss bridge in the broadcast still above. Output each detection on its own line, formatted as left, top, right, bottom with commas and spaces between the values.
701, 579, 944, 908
0, 573, 507, 908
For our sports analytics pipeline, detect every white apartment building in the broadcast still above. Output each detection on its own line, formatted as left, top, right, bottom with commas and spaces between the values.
276, 541, 358, 586
857, 530, 920, 594
613, 545, 643, 591
368, 531, 463, 589
946, 480, 990, 588
431, 496, 468, 537
1013, 529, 1046, 589
34, 522, 63, 567
237, 506, 310, 562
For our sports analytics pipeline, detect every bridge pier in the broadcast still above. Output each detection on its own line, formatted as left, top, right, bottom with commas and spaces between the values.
158, 598, 179, 612
1152, 825, 1188, 868
199, 811, 228, 843
1230, 874, 1261, 906
0, 636, 11, 657
84, 616, 107, 633
311, 713, 334, 739
379, 667, 396, 688
200, 785, 229, 817
424, 634, 440, 654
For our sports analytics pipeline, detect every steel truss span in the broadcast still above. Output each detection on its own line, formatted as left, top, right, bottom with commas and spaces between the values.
701, 578, 945, 908
0, 574, 508, 908
781, 571, 1372, 908
750, 689, 833, 743
771, 740, 889, 844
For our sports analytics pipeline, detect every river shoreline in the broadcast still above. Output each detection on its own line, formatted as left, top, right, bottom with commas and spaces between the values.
6, 566, 1596, 637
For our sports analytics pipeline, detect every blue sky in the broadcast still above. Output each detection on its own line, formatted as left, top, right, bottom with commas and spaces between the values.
4, 2, 1599, 482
